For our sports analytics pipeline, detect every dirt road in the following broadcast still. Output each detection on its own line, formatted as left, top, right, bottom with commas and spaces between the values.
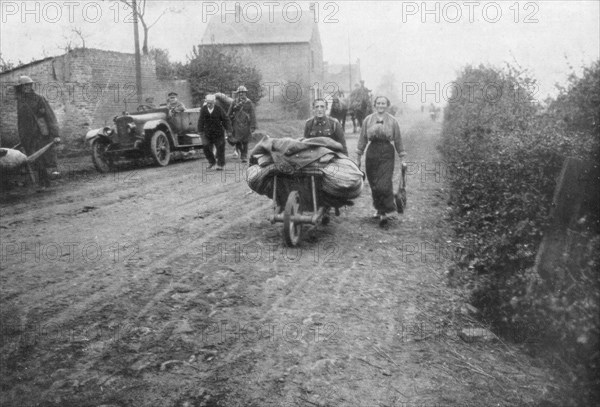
1, 112, 557, 407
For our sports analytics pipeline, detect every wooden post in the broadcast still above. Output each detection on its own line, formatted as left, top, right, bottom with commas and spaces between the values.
534, 157, 600, 285
132, 0, 143, 104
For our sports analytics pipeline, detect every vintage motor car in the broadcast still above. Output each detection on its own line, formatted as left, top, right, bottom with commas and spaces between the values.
85, 105, 203, 172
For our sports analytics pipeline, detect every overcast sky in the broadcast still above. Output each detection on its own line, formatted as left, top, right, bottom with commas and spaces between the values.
1, 1, 599, 106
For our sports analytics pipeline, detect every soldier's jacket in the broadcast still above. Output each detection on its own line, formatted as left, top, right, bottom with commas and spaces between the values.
303, 116, 348, 155
167, 100, 186, 112
16, 91, 59, 167
227, 98, 257, 143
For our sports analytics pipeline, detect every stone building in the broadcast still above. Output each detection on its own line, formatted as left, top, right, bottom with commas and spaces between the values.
201, 8, 324, 120
0, 48, 191, 149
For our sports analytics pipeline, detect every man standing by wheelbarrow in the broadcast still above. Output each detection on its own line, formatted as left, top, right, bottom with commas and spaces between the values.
227, 86, 256, 163
15, 76, 61, 187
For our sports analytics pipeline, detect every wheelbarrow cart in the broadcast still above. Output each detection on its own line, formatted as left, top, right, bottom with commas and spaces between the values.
269, 168, 334, 247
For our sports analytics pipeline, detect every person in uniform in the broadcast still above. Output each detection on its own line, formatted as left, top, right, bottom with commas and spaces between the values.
166, 92, 186, 112
15, 75, 61, 187
198, 94, 231, 171
227, 85, 256, 163
303, 98, 348, 155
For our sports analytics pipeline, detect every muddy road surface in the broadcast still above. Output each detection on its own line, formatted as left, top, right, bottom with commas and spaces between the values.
1, 112, 558, 406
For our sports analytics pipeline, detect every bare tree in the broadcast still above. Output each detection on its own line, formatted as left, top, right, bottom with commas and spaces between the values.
118, 0, 180, 55
72, 27, 87, 49
58, 26, 89, 53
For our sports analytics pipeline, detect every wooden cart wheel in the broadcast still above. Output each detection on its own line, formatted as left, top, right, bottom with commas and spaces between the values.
283, 190, 302, 246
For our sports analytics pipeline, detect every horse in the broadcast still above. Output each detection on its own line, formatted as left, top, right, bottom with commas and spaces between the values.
349, 95, 372, 132
330, 96, 349, 132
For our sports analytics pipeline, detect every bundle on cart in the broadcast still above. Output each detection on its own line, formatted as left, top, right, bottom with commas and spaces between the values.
246, 136, 363, 206
0, 148, 28, 170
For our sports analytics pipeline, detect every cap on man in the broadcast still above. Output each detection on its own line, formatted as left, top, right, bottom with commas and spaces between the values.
17, 75, 34, 86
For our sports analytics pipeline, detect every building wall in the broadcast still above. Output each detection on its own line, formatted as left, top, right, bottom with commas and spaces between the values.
211, 38, 323, 121
0, 48, 192, 150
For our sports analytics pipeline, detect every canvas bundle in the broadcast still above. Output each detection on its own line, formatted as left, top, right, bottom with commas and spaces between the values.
321, 157, 363, 200
247, 156, 363, 202
0, 148, 28, 170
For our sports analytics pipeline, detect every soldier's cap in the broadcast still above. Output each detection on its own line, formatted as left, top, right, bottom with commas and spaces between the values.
168, 92, 178, 97
234, 85, 248, 93
205, 94, 216, 101
17, 75, 34, 86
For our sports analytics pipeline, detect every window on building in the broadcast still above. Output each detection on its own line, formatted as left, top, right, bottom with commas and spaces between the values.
311, 50, 315, 71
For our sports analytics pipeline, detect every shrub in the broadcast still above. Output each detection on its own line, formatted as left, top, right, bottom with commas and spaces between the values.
441, 62, 600, 405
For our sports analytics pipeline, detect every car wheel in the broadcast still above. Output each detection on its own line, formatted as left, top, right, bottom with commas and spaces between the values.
150, 130, 171, 166
91, 138, 113, 173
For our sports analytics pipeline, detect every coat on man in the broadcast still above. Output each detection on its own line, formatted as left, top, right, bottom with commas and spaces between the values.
16, 76, 60, 186
227, 86, 257, 162
198, 95, 231, 169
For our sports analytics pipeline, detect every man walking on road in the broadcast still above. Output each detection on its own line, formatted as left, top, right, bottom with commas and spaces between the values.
227, 86, 256, 163
303, 98, 348, 155
198, 94, 231, 170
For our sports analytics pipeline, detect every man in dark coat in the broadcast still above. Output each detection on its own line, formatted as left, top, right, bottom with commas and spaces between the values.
303, 98, 348, 155
15, 75, 61, 186
227, 85, 256, 163
198, 94, 231, 170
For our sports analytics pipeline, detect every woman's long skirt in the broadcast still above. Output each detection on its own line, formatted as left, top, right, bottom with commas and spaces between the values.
365, 140, 396, 214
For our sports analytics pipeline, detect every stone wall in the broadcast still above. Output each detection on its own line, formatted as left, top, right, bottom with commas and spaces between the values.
0, 48, 192, 151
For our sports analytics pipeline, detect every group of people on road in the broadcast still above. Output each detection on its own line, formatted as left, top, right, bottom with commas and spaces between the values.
197, 85, 257, 170
305, 93, 406, 226
13, 75, 405, 227
197, 84, 406, 227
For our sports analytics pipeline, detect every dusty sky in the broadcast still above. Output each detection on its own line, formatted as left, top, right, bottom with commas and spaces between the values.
1, 1, 599, 106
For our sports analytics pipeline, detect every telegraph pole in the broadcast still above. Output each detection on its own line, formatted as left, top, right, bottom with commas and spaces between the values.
347, 31, 352, 95
132, 0, 143, 104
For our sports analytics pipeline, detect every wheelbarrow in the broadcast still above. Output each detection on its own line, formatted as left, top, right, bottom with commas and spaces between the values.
269, 168, 332, 247
6, 140, 58, 186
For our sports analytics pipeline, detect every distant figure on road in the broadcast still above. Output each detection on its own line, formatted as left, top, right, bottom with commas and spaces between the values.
355, 95, 406, 227
429, 103, 439, 121
198, 94, 231, 171
303, 98, 348, 155
15, 75, 61, 187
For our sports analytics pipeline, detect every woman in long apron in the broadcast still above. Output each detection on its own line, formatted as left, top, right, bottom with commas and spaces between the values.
355, 96, 406, 226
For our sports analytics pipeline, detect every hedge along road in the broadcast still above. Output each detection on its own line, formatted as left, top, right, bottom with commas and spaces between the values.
0, 111, 559, 407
